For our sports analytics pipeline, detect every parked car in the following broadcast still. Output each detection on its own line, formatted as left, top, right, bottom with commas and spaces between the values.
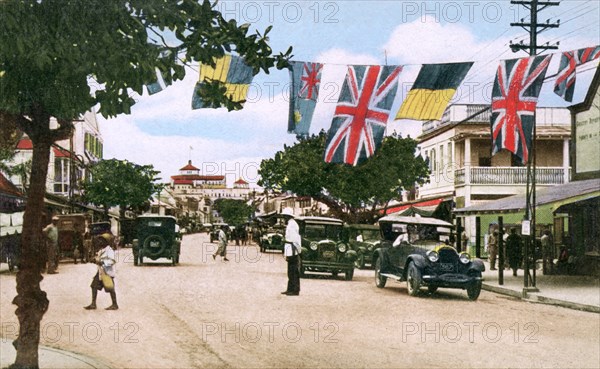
259, 225, 285, 253
297, 216, 357, 281
373, 215, 485, 300
346, 224, 381, 269
56, 214, 88, 263
132, 215, 181, 266
209, 223, 229, 243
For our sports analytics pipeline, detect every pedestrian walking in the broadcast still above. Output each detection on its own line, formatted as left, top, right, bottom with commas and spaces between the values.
282, 217, 301, 296
488, 230, 499, 270
505, 228, 523, 276
541, 229, 553, 274
84, 233, 118, 310
42, 216, 59, 274
213, 225, 229, 261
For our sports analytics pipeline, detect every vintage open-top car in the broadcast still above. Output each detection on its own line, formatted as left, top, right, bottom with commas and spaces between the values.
297, 216, 357, 281
132, 215, 181, 266
347, 224, 381, 269
373, 215, 484, 300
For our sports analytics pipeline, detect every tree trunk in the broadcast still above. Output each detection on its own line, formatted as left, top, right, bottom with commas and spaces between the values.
11, 134, 52, 369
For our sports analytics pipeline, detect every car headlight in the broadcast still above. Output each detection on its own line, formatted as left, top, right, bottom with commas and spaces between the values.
459, 253, 471, 264
338, 243, 347, 253
427, 251, 439, 262
310, 242, 318, 251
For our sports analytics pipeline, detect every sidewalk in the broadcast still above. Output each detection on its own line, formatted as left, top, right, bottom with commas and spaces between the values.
0, 340, 111, 369
481, 260, 600, 313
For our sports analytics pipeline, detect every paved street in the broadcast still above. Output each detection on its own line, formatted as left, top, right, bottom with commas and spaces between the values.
1, 233, 599, 369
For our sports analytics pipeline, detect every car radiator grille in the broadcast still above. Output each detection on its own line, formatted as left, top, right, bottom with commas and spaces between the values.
438, 248, 459, 272
319, 243, 337, 261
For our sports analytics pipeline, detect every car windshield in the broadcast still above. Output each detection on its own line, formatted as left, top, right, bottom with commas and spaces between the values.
360, 229, 380, 241
303, 224, 342, 241
381, 222, 450, 244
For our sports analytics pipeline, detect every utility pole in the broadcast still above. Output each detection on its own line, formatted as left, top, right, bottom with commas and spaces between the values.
509, 0, 560, 291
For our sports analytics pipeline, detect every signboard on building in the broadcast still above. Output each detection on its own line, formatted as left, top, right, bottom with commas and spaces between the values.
570, 68, 600, 180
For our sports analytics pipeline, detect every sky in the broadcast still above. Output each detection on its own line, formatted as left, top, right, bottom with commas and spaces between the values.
99, 0, 600, 187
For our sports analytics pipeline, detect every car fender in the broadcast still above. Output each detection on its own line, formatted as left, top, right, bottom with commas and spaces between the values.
403, 254, 428, 278
372, 248, 388, 269
469, 258, 485, 272
345, 249, 357, 261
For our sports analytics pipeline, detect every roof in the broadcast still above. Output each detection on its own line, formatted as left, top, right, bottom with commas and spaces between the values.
294, 216, 344, 225
454, 178, 600, 215
0, 172, 23, 198
234, 178, 248, 185
378, 215, 453, 227
171, 174, 225, 181
16, 137, 33, 150
179, 160, 199, 171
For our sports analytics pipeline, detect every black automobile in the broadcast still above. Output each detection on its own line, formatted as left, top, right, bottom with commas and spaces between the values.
346, 224, 381, 269
297, 216, 357, 281
259, 225, 285, 253
373, 215, 484, 300
132, 215, 181, 266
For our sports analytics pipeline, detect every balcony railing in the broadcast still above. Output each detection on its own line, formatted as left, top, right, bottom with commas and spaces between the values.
455, 166, 569, 185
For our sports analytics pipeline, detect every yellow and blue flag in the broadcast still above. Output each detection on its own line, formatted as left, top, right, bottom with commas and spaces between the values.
192, 55, 254, 109
395, 62, 473, 121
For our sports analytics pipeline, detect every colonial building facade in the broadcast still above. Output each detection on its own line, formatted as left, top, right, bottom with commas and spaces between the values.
416, 103, 571, 236
169, 160, 254, 223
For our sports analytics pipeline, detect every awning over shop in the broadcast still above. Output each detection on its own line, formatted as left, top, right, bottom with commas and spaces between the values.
381, 197, 450, 216
454, 178, 600, 216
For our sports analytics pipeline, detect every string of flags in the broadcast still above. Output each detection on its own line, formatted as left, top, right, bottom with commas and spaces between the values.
144, 44, 600, 166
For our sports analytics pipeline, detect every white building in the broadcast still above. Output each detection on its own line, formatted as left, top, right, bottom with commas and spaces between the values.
415, 103, 571, 234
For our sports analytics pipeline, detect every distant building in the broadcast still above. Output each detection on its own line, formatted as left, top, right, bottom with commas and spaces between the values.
169, 160, 254, 223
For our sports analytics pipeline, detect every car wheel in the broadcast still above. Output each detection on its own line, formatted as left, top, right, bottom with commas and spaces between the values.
406, 262, 422, 297
345, 268, 354, 281
467, 272, 482, 301
355, 254, 365, 269
374, 257, 386, 288
427, 285, 438, 294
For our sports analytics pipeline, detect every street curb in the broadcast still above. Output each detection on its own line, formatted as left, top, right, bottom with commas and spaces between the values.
1, 340, 112, 369
482, 283, 600, 314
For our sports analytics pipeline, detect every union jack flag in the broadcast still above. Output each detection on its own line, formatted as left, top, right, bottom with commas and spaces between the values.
299, 62, 323, 101
324, 65, 402, 165
554, 46, 600, 102
491, 55, 552, 164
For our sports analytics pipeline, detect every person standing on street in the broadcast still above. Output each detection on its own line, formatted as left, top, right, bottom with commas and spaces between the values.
85, 233, 118, 310
505, 228, 523, 277
43, 216, 59, 274
488, 230, 499, 270
541, 229, 553, 274
282, 217, 301, 296
213, 225, 229, 261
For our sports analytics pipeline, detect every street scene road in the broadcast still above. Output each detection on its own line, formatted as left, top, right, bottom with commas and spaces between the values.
1, 233, 598, 369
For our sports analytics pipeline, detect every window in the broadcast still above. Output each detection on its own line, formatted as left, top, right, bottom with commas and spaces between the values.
479, 157, 491, 167
439, 145, 444, 171
447, 143, 452, 166
53, 158, 70, 194
430, 149, 436, 172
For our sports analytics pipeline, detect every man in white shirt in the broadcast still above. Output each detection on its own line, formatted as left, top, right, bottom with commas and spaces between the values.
84, 234, 118, 310
282, 218, 301, 296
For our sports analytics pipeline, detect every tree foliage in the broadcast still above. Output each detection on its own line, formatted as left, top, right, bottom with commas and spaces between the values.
0, 1, 290, 367
83, 159, 163, 217
213, 198, 254, 226
258, 132, 430, 223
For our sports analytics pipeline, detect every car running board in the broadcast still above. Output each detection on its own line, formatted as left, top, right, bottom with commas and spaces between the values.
380, 273, 403, 281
